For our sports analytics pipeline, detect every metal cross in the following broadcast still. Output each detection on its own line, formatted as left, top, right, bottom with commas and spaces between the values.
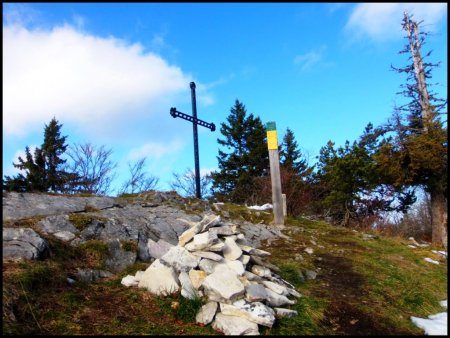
170, 82, 215, 199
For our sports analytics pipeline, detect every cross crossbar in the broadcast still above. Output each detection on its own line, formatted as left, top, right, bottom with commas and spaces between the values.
170, 108, 216, 131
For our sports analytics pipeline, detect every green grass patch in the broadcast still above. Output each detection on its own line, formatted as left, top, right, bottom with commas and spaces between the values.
121, 240, 138, 253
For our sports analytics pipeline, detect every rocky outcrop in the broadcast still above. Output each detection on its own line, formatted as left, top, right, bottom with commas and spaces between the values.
3, 192, 122, 221
122, 214, 300, 335
2, 192, 282, 276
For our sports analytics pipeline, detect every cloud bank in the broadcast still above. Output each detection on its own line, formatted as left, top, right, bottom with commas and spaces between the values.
345, 3, 447, 42
3, 21, 192, 138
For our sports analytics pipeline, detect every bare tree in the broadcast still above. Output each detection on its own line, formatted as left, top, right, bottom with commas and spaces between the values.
66, 142, 117, 195
119, 157, 159, 195
170, 168, 212, 198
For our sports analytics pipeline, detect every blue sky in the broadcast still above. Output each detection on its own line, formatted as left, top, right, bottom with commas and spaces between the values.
3, 3, 448, 196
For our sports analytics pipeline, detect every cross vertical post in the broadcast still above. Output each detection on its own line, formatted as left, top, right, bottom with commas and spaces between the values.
169, 82, 216, 200
190, 82, 201, 199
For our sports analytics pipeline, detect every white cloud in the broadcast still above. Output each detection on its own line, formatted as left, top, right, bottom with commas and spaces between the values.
345, 3, 447, 42
126, 140, 185, 161
294, 45, 327, 71
3, 21, 192, 138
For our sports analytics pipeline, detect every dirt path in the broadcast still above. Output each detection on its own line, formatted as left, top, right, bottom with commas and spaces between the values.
312, 252, 412, 335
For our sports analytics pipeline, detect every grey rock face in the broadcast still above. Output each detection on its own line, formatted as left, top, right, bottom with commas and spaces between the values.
36, 214, 78, 235
3, 228, 49, 260
2, 192, 121, 221
104, 239, 137, 273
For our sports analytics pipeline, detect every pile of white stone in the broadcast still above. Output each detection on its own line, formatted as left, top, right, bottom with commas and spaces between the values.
121, 214, 300, 335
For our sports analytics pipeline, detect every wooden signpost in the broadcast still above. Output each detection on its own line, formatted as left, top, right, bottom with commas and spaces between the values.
266, 121, 284, 225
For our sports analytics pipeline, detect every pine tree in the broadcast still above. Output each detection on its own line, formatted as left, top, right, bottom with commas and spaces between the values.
3, 117, 77, 193
377, 12, 447, 247
280, 128, 309, 176
211, 100, 269, 203
42, 118, 69, 192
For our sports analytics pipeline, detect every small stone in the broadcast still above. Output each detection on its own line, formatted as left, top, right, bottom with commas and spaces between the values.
191, 251, 223, 262
274, 308, 298, 318
263, 287, 296, 307
189, 270, 208, 289
223, 237, 243, 260
121, 275, 139, 287
245, 283, 269, 302
305, 247, 314, 255
251, 265, 272, 278
196, 301, 218, 325
305, 270, 317, 280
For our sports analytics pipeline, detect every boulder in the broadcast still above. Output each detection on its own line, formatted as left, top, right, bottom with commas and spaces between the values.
212, 312, 259, 336
138, 259, 180, 295
3, 228, 49, 260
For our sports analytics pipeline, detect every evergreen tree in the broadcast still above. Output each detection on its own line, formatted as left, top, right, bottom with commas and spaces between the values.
3, 117, 77, 193
211, 100, 269, 203
42, 118, 69, 192
376, 12, 447, 247
280, 127, 309, 176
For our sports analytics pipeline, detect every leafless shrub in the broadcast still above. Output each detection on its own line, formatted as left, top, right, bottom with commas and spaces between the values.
119, 157, 159, 195
170, 168, 212, 198
66, 142, 117, 195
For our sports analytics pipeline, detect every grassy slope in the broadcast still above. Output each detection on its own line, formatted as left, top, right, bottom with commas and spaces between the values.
2, 200, 447, 335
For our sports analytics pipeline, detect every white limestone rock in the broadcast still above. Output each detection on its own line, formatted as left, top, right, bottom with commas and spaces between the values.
223, 259, 245, 276
196, 301, 218, 325
134, 270, 144, 282
191, 251, 223, 262
147, 238, 173, 259
137, 259, 180, 296
287, 287, 302, 298
264, 287, 296, 307
274, 308, 298, 318
199, 214, 221, 232
179, 271, 199, 299
223, 237, 243, 261
199, 258, 220, 274
160, 246, 200, 272
178, 222, 203, 247
201, 265, 245, 301
121, 275, 139, 287
208, 224, 238, 236
220, 299, 276, 327
262, 280, 289, 296
185, 231, 219, 251
251, 265, 272, 278
212, 312, 259, 336
244, 271, 264, 282
245, 283, 269, 302
239, 254, 250, 266
208, 240, 226, 252
189, 269, 208, 289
